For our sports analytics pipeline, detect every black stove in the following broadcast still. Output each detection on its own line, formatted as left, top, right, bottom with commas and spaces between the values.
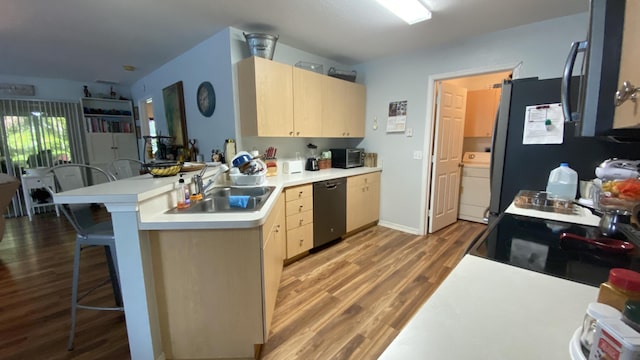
468, 213, 640, 287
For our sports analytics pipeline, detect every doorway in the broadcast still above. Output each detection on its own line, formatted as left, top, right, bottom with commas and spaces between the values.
140, 97, 156, 162
426, 68, 513, 233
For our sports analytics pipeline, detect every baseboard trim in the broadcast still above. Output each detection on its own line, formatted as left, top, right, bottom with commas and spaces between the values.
377, 221, 420, 235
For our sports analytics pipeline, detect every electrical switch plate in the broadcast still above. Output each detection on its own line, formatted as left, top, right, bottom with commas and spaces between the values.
413, 151, 423, 160
406, 128, 413, 137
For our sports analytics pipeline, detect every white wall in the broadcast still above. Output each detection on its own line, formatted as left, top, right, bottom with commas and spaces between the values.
357, 13, 589, 234
0, 74, 131, 101
130, 28, 236, 161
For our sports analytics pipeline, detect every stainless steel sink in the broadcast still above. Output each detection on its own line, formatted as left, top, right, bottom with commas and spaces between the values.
167, 186, 275, 213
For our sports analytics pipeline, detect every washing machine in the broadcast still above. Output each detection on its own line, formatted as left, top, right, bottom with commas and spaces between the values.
458, 152, 491, 223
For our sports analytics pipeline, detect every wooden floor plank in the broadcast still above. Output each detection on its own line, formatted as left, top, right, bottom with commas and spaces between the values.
0, 210, 485, 359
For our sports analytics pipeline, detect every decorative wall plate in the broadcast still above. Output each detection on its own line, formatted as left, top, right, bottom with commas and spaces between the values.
197, 81, 215, 117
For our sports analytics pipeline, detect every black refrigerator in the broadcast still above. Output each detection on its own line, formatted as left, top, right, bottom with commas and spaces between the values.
488, 77, 639, 220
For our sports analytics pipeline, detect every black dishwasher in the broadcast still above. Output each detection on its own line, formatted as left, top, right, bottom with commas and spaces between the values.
313, 178, 346, 248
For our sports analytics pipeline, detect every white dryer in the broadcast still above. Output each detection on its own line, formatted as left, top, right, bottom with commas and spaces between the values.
459, 152, 491, 223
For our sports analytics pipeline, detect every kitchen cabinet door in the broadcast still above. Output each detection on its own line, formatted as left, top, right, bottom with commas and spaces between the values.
613, 0, 640, 129
344, 81, 366, 137
346, 172, 380, 232
293, 67, 323, 137
322, 76, 366, 138
262, 194, 284, 337
464, 88, 500, 137
238, 56, 294, 137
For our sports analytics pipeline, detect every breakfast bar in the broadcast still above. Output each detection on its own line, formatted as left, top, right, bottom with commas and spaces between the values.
53, 165, 382, 360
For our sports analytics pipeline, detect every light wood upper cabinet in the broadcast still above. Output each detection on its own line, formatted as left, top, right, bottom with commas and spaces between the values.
346, 172, 380, 233
322, 76, 366, 138
238, 56, 366, 138
293, 67, 323, 137
463, 88, 500, 138
613, 0, 639, 129
238, 56, 294, 137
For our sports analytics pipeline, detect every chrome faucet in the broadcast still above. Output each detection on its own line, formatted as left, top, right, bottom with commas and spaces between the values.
192, 164, 229, 196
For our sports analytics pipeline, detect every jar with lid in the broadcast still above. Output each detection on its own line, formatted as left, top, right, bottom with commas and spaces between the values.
579, 302, 621, 354
597, 268, 640, 311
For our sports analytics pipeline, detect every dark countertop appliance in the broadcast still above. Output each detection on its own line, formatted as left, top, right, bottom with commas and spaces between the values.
468, 213, 640, 287
313, 178, 346, 247
331, 148, 364, 169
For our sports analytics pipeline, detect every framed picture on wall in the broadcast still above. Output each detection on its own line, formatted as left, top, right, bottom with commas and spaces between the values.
162, 81, 188, 147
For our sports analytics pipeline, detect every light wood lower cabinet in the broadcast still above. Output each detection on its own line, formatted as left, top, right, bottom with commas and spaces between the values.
148, 194, 285, 360
346, 172, 381, 232
285, 184, 314, 259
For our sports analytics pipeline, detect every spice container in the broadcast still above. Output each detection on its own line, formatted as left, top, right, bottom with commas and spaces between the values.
597, 269, 640, 311
623, 301, 640, 333
589, 318, 640, 359
580, 302, 621, 354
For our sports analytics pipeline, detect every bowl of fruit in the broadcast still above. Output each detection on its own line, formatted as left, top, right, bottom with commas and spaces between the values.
598, 178, 640, 212
145, 161, 183, 177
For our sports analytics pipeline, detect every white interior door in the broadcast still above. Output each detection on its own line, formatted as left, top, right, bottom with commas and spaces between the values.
428, 81, 467, 233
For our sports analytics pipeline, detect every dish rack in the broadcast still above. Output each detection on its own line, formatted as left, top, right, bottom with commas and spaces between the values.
229, 170, 267, 186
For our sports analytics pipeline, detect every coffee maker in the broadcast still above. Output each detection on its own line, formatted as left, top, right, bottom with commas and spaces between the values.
305, 143, 320, 171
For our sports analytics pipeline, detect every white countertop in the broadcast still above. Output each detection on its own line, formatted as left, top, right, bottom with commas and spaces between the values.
505, 202, 601, 227
53, 166, 382, 230
379, 255, 598, 360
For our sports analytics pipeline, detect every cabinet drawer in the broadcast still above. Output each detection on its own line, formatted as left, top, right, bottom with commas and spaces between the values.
285, 184, 312, 202
286, 223, 313, 258
348, 172, 380, 188
285, 197, 313, 215
286, 210, 313, 231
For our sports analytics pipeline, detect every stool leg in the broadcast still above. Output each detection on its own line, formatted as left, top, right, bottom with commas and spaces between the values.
104, 245, 122, 307
68, 239, 82, 351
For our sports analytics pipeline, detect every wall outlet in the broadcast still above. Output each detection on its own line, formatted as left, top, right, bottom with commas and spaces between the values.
413, 151, 423, 160
406, 128, 413, 137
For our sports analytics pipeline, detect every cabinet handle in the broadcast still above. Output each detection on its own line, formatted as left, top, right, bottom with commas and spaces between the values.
289, 131, 294, 136
299, 218, 303, 226
296, 132, 300, 136
299, 239, 303, 246
299, 205, 304, 212
298, 191, 303, 198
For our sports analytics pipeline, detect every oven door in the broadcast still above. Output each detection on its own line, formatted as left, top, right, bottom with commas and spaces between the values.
346, 149, 364, 168
468, 213, 640, 286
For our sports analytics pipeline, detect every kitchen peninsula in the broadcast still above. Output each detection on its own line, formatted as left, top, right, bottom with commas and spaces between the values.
53, 165, 382, 360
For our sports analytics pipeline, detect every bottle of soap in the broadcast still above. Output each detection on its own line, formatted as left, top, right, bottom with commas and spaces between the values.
176, 175, 190, 209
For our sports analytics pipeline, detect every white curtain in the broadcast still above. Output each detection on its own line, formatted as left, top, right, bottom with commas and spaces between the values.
0, 99, 85, 217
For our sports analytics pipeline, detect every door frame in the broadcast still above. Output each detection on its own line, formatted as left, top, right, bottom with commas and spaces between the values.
420, 62, 520, 235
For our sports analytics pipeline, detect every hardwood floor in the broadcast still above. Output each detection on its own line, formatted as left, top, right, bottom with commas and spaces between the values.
0, 211, 485, 360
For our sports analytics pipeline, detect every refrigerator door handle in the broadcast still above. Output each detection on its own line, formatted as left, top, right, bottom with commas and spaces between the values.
561, 40, 587, 123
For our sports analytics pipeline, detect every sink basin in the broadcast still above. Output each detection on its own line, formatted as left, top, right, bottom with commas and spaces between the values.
167, 186, 275, 214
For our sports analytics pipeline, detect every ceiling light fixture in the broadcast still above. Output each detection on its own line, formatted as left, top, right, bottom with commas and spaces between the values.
375, 0, 432, 25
